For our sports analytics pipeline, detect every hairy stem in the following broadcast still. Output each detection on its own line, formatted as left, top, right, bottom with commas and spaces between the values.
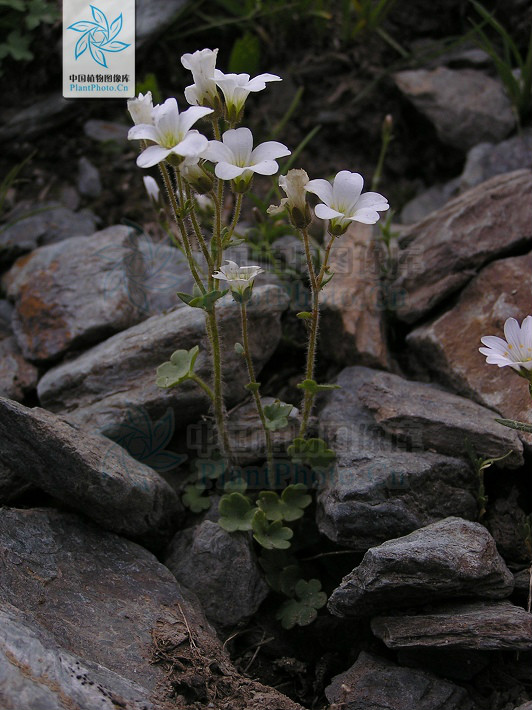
190, 373, 214, 402
184, 181, 214, 286
206, 307, 233, 465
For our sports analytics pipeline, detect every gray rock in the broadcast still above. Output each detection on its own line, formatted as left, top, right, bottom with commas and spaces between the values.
325, 651, 477, 710
485, 488, 531, 564
0, 507, 303, 710
0, 299, 13, 339
0, 397, 180, 543
460, 129, 532, 192
406, 250, 532, 443
0, 602, 158, 710
136, 0, 188, 44
392, 170, 532, 322
0, 200, 97, 266
77, 156, 102, 198
271, 235, 307, 276
372, 600, 532, 650
0, 336, 38, 400
38, 284, 289, 436
513, 568, 532, 600
317, 367, 479, 551
515, 704, 532, 710
397, 649, 489, 682
0, 94, 77, 143
394, 67, 515, 150
83, 119, 130, 143
400, 178, 459, 224
165, 520, 269, 627
328, 517, 514, 618
356, 369, 523, 467
4, 226, 146, 362
0, 462, 31, 504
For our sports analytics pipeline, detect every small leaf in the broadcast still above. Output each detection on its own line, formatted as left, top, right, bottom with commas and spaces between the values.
176, 291, 193, 305
495, 418, 532, 434
245, 382, 261, 393
264, 400, 294, 431
182, 484, 211, 513
275, 578, 327, 629
287, 437, 336, 471
297, 379, 341, 395
257, 491, 284, 521
224, 477, 247, 493
234, 342, 245, 355
218, 492, 256, 532
189, 289, 228, 312
155, 345, 199, 389
252, 509, 293, 550
281, 484, 312, 521
296, 311, 312, 320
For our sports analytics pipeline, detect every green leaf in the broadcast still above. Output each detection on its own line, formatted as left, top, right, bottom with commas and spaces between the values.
228, 31, 260, 75
224, 476, 247, 493
287, 437, 336, 470
176, 291, 194, 306
245, 381, 261, 393
257, 484, 311, 522
218, 492, 256, 532
276, 579, 327, 629
296, 311, 312, 320
252, 509, 293, 550
264, 400, 294, 431
182, 484, 211, 513
296, 379, 341, 395
231, 285, 253, 304
258, 549, 299, 592
155, 345, 199, 389
234, 342, 245, 355
188, 289, 228, 312
495, 418, 532, 434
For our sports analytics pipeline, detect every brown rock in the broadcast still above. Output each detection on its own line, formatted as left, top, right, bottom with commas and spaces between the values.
372, 600, 532, 650
407, 250, 532, 443
392, 170, 532, 323
319, 223, 391, 368
0, 336, 38, 401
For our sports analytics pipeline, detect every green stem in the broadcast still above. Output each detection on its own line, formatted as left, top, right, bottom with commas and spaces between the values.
241, 300, 274, 473
184, 181, 214, 286
298, 229, 336, 437
228, 193, 243, 237
207, 307, 233, 465
190, 373, 215, 402
160, 164, 206, 294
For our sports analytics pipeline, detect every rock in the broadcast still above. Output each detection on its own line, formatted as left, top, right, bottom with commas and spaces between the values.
0, 602, 158, 710
0, 336, 38, 401
397, 649, 489, 682
0, 299, 13, 339
485, 488, 531, 564
513, 568, 532, 600
4, 226, 147, 362
0, 507, 302, 709
317, 367, 479, 551
227, 396, 300, 466
77, 156, 102, 197
136, 0, 188, 44
0, 397, 180, 543
325, 651, 477, 710
515, 704, 532, 710
393, 67, 514, 150
83, 119, 130, 143
0, 200, 97, 266
0, 93, 77, 143
328, 517, 514, 618
356, 369, 523, 467
372, 600, 532, 650
392, 170, 532, 323
400, 178, 459, 224
271, 234, 307, 276
0, 462, 31, 504
319, 223, 391, 368
165, 520, 269, 627
406, 250, 532, 440
460, 129, 532, 192
38, 284, 289, 436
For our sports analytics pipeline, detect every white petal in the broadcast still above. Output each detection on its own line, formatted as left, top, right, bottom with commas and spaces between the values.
332, 171, 363, 211
355, 191, 389, 211
250, 140, 290, 164
305, 179, 333, 207
350, 208, 381, 224
172, 132, 208, 157
521, 315, 532, 349
128, 124, 159, 142
315, 204, 344, 220
137, 145, 172, 168
179, 105, 213, 134
246, 73, 282, 91
504, 317, 523, 357
153, 98, 180, 140
184, 84, 201, 106
249, 159, 280, 176
480, 335, 511, 353
215, 162, 246, 180
222, 127, 254, 164
203, 140, 234, 164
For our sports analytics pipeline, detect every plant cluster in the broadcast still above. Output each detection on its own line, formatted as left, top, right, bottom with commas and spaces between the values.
0, 0, 57, 75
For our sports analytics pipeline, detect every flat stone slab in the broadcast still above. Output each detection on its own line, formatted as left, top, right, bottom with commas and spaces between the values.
0, 397, 180, 543
372, 600, 532, 650
407, 250, 532, 444
325, 651, 478, 710
0, 507, 302, 709
4, 225, 147, 362
317, 367, 479, 551
392, 170, 532, 323
328, 517, 514, 618
38, 284, 289, 436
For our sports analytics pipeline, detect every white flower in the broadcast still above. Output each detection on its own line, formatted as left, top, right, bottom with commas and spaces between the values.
479, 316, 532, 374
128, 98, 213, 168
143, 176, 160, 203
203, 127, 290, 189
268, 169, 311, 227
214, 70, 281, 116
181, 48, 219, 107
212, 260, 264, 296
127, 91, 153, 125
305, 170, 389, 235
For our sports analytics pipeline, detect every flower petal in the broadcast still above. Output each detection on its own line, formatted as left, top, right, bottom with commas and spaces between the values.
222, 127, 254, 164
332, 171, 364, 211
203, 140, 234, 164
355, 191, 389, 211
305, 179, 333, 206
349, 208, 382, 224
246, 73, 282, 91
171, 131, 208, 157
521, 315, 532, 350
128, 124, 159, 142
250, 140, 290, 164
248, 159, 280, 176
178, 105, 213, 134
480, 335, 511, 354
504, 317, 523, 358
314, 204, 344, 220
137, 145, 172, 168
215, 162, 246, 180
